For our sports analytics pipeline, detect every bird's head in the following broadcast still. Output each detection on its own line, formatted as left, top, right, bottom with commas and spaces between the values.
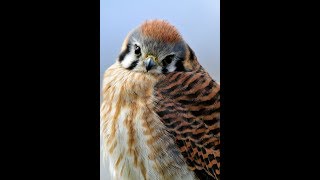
117, 20, 199, 74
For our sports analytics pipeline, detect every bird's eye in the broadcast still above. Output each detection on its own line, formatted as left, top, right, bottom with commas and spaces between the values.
134, 44, 141, 55
162, 55, 174, 66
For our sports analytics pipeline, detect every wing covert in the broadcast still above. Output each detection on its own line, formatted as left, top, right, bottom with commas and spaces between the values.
154, 70, 220, 179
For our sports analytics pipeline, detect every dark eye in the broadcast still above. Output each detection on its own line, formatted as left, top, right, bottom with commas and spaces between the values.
134, 44, 141, 55
162, 55, 174, 66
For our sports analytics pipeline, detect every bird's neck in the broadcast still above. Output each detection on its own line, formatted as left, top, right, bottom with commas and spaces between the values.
102, 63, 159, 99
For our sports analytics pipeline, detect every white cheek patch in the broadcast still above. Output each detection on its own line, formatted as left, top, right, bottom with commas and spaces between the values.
166, 59, 178, 72
121, 53, 136, 69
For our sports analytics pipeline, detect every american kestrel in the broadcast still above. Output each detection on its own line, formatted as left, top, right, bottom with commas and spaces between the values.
101, 20, 220, 180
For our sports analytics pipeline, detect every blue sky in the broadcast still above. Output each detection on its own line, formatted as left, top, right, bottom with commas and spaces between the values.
100, 0, 220, 82
100, 0, 220, 178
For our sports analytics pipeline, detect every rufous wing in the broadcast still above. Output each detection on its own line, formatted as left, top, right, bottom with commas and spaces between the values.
154, 69, 220, 180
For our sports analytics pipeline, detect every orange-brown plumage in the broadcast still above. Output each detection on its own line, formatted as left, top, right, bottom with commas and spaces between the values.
140, 20, 182, 43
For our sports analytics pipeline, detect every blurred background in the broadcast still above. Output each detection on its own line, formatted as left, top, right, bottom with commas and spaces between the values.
100, 0, 220, 179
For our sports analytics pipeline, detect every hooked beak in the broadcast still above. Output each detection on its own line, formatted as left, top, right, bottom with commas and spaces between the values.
144, 56, 157, 72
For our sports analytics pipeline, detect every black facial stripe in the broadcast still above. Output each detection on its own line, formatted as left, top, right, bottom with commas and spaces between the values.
162, 67, 168, 73
118, 43, 131, 62
187, 44, 195, 61
162, 54, 174, 66
175, 58, 186, 71
126, 60, 139, 70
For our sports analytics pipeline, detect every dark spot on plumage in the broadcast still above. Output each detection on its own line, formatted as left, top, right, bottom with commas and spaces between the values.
194, 169, 212, 180
197, 146, 201, 152
203, 118, 219, 126
191, 120, 201, 126
190, 142, 201, 162
202, 81, 214, 96
161, 83, 182, 94
186, 90, 201, 99
170, 131, 177, 137
188, 131, 205, 140
176, 140, 188, 151
170, 93, 181, 100
180, 73, 195, 87
204, 160, 211, 171
215, 143, 220, 150
209, 143, 220, 150
178, 99, 195, 105
183, 74, 204, 91
215, 156, 220, 162
171, 89, 201, 99
198, 153, 205, 165
198, 93, 220, 106
200, 147, 207, 155
167, 121, 182, 129
165, 105, 176, 111
205, 142, 214, 149
118, 43, 131, 62
186, 158, 194, 166
184, 78, 202, 91
184, 132, 192, 138
198, 137, 210, 145
162, 117, 174, 124
157, 109, 170, 117
177, 125, 188, 131
181, 150, 188, 158
183, 117, 195, 123
162, 67, 168, 73
192, 126, 206, 135
127, 60, 139, 70
172, 73, 183, 81
190, 158, 202, 167
208, 154, 215, 162
180, 92, 219, 106
191, 108, 219, 116
209, 128, 220, 136
190, 140, 196, 147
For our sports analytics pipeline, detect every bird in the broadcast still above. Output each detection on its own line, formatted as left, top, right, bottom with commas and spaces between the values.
100, 20, 220, 180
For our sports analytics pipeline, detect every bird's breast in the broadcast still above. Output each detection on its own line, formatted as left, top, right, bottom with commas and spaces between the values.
101, 63, 196, 180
